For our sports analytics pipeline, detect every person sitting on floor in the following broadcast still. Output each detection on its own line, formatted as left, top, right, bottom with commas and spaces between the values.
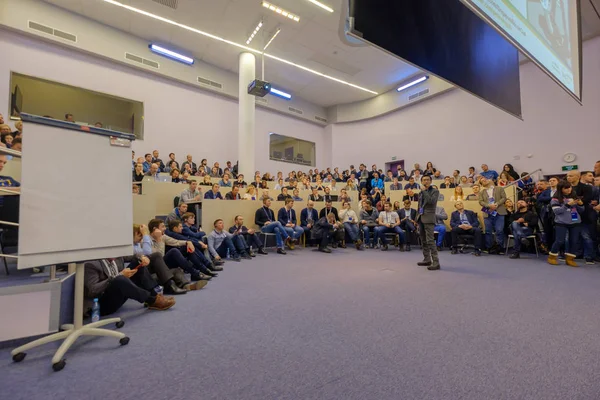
359, 200, 379, 248
229, 215, 268, 256
204, 183, 223, 200
255, 198, 293, 254
508, 200, 539, 259
147, 221, 210, 289
148, 218, 215, 281
397, 200, 417, 251
449, 201, 482, 256
207, 219, 250, 262
339, 201, 363, 250
374, 202, 406, 251
277, 199, 304, 243
84, 257, 176, 316
165, 219, 223, 270
181, 212, 207, 242
165, 202, 188, 226
132, 224, 187, 295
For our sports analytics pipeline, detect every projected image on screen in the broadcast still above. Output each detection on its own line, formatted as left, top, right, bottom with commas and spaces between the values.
460, 0, 581, 100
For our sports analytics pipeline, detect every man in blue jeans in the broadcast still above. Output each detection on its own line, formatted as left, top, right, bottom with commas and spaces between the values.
508, 200, 539, 259
207, 219, 250, 262
478, 177, 508, 254
434, 206, 448, 251
374, 202, 406, 251
277, 198, 304, 242
254, 198, 293, 254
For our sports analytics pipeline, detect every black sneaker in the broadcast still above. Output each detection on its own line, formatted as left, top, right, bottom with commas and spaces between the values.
381, 244, 388, 251
509, 252, 520, 259
450, 248, 458, 255
473, 250, 481, 257
585, 258, 596, 265
277, 248, 287, 255
241, 253, 252, 260
258, 248, 268, 255
497, 250, 506, 256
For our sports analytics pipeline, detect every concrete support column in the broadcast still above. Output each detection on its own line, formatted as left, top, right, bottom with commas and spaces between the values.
238, 52, 256, 179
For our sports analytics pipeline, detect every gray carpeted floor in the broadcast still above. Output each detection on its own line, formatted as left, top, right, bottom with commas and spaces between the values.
2, 248, 600, 400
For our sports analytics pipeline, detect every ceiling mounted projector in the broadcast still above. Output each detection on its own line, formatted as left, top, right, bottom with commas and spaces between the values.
248, 79, 272, 97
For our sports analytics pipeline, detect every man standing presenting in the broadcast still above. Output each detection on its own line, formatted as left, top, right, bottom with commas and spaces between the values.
417, 176, 441, 270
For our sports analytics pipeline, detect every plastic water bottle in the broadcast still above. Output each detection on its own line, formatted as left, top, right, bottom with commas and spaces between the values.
226, 248, 231, 259
154, 285, 163, 295
91, 298, 100, 322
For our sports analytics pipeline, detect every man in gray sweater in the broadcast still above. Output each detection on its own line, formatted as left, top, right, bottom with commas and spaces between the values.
84, 257, 175, 316
207, 219, 250, 262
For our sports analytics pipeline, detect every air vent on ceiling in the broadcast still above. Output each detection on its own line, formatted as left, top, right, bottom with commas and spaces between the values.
28, 21, 77, 43
255, 97, 268, 104
125, 52, 160, 69
288, 106, 304, 115
152, 0, 179, 9
314, 116, 327, 123
408, 88, 430, 102
197, 76, 223, 90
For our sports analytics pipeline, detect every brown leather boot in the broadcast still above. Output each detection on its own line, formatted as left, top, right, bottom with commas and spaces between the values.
565, 253, 578, 267
148, 294, 176, 310
547, 252, 559, 265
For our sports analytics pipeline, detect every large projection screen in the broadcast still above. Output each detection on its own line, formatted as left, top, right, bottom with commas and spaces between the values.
460, 0, 582, 101
349, 0, 522, 118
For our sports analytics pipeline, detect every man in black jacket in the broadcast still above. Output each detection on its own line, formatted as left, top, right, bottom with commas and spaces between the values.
229, 215, 267, 255
567, 171, 596, 263
508, 200, 539, 259
312, 213, 336, 253
318, 200, 345, 248
84, 258, 176, 316
254, 198, 293, 254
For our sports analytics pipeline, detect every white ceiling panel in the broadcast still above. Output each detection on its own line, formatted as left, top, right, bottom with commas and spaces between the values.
39, 0, 469, 107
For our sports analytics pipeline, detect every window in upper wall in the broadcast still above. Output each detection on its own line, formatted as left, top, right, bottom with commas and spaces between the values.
8, 72, 144, 139
269, 133, 315, 167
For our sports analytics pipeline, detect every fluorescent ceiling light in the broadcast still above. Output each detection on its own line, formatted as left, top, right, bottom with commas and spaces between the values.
270, 87, 292, 100
246, 21, 263, 45
149, 43, 194, 64
262, 1, 300, 22
396, 76, 429, 92
102, 0, 378, 95
263, 28, 281, 50
306, 0, 334, 13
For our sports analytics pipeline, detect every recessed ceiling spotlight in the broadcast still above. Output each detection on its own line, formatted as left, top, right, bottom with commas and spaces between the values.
306, 0, 334, 13
262, 1, 300, 22
101, 0, 378, 95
